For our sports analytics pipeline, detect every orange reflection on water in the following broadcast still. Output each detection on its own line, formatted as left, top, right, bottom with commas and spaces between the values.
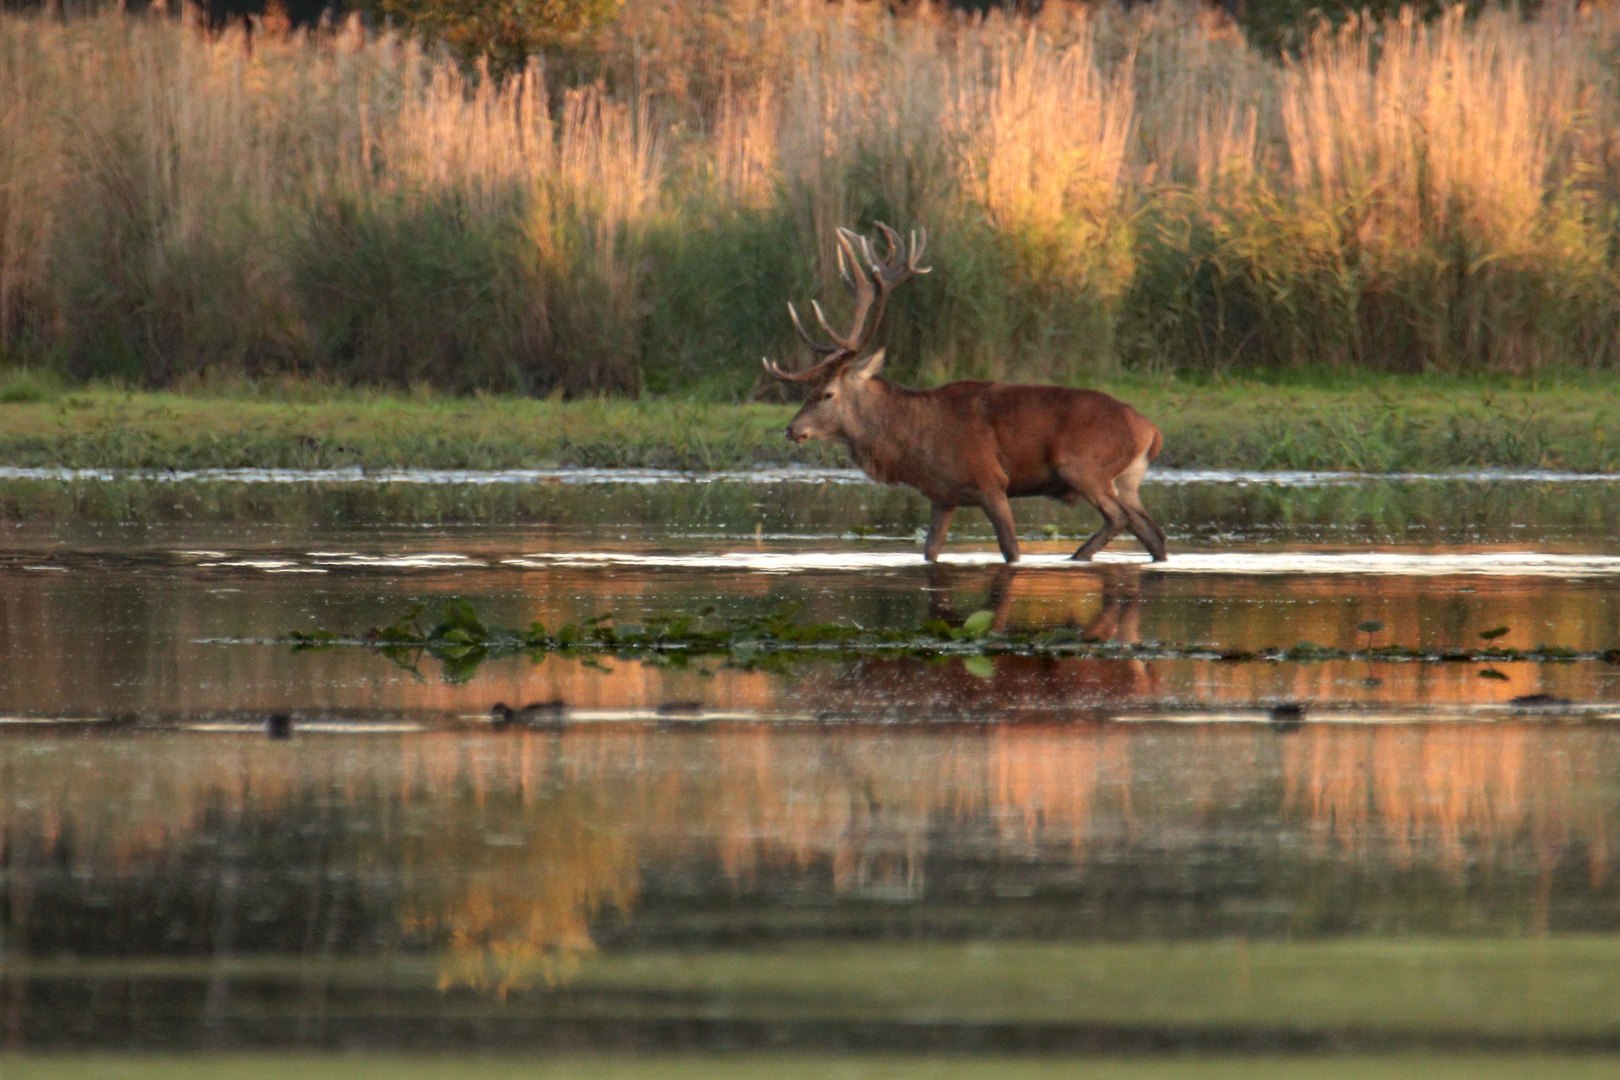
2, 561, 1618, 717
0, 720, 1617, 990
1282, 723, 1612, 880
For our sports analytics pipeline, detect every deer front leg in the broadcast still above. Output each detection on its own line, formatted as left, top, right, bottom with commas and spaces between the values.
924, 504, 957, 563
986, 564, 1019, 631
981, 492, 1021, 564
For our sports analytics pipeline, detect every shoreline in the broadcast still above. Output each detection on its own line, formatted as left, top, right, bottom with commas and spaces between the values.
0, 380, 1616, 475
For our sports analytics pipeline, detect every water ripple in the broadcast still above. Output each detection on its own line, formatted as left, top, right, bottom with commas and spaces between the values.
506, 550, 1620, 577
0, 465, 1616, 486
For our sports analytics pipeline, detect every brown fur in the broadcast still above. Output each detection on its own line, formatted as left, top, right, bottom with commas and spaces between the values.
785, 354, 1167, 563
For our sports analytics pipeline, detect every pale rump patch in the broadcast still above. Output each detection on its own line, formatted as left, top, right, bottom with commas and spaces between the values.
1112, 448, 1151, 504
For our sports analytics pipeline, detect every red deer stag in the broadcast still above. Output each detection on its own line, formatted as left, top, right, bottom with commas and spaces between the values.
763, 224, 1167, 564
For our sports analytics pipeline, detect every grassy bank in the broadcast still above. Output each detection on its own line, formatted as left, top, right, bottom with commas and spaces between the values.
0, 376, 1615, 473
2, 3, 1618, 393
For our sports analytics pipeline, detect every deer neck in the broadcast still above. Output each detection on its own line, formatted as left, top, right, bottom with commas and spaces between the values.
838, 379, 926, 485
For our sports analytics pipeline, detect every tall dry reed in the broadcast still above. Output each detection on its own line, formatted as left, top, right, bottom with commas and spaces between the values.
0, 1, 1616, 393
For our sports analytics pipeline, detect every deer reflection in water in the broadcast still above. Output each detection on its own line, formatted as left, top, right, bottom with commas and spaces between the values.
792, 564, 1159, 719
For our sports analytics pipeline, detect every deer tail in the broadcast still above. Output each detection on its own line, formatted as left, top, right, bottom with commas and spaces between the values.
1146, 426, 1163, 463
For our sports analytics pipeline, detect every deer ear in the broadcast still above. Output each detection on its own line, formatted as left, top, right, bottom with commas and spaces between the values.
849, 349, 886, 381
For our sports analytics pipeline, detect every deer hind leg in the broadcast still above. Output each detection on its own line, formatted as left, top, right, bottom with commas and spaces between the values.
924, 504, 957, 563
980, 492, 1021, 564
1058, 465, 1130, 562
1113, 451, 1168, 562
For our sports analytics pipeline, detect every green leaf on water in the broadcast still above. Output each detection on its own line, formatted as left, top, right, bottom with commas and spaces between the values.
440, 652, 484, 685
373, 604, 425, 642
288, 629, 337, 650
1478, 668, 1511, 681
962, 656, 995, 680
1357, 621, 1386, 635
430, 599, 487, 644
961, 610, 995, 638
1479, 626, 1511, 641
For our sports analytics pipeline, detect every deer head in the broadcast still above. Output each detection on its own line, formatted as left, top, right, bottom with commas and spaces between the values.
763, 223, 929, 443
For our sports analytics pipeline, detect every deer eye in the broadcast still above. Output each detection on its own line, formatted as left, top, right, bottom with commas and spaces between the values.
819, 392, 834, 403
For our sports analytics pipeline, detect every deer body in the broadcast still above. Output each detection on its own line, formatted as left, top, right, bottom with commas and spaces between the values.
766, 225, 1167, 565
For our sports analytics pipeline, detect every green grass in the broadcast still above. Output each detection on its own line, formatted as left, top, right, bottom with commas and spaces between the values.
563, 937, 1620, 1038
0, 376, 1616, 473
3, 1053, 1619, 1080
8, 937, 1620, 1039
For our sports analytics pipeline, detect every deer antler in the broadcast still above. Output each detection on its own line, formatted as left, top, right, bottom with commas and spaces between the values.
763, 223, 930, 383
857, 223, 929, 352
786, 303, 839, 356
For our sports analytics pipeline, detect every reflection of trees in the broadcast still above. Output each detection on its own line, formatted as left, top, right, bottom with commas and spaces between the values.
395, 793, 637, 995
393, 736, 640, 995
0, 735, 642, 995
0, 724, 1617, 984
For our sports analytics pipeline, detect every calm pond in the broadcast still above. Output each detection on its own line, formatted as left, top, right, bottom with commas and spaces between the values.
0, 471, 1619, 1076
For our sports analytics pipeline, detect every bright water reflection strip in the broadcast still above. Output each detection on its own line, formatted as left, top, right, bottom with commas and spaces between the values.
1, 465, 1618, 486
506, 550, 1620, 577
1118, 707, 1620, 724
0, 465, 866, 485
183, 722, 427, 733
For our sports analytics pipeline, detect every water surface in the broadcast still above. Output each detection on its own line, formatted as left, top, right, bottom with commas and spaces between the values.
0, 471, 1617, 1064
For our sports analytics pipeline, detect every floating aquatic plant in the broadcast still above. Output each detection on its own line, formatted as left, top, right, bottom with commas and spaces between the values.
286, 601, 1620, 684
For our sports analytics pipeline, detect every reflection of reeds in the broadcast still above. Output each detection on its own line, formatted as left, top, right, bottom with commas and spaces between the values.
2, 722, 1614, 978
1281, 724, 1610, 891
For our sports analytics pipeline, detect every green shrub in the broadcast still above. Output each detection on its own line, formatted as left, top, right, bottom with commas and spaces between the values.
367, 0, 621, 73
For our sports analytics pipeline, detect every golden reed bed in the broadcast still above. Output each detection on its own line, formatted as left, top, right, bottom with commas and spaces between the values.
2, 2, 1618, 392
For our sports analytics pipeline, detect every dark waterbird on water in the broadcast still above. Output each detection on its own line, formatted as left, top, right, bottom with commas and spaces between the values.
266, 713, 292, 739
490, 700, 567, 727
1477, 625, 1512, 681
763, 223, 1168, 565
1268, 702, 1306, 732
1507, 693, 1573, 709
